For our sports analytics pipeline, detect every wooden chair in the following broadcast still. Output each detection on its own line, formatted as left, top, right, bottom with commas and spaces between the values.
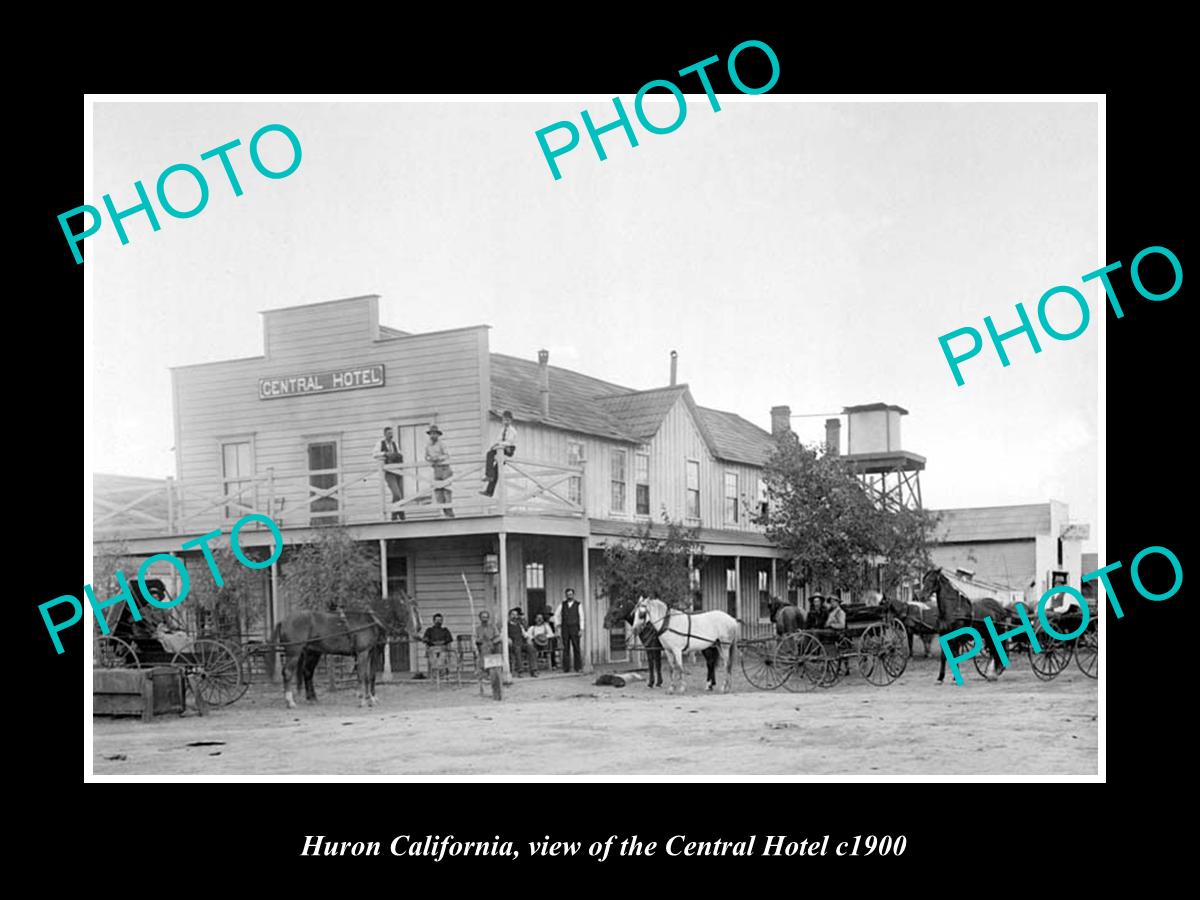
426, 643, 457, 689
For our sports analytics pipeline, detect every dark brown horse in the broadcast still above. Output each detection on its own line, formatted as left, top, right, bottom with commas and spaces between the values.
924, 570, 1010, 684
767, 596, 805, 635
883, 594, 938, 656
276, 592, 421, 709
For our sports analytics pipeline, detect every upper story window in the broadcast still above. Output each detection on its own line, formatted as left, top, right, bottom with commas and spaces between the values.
685, 459, 701, 520
221, 440, 254, 518
757, 476, 769, 521
610, 448, 627, 514
635, 451, 650, 516
566, 440, 585, 506
724, 471, 739, 524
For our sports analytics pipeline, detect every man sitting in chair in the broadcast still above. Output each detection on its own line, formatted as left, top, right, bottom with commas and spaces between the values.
507, 608, 539, 677
475, 611, 502, 673
422, 613, 454, 674
527, 613, 554, 670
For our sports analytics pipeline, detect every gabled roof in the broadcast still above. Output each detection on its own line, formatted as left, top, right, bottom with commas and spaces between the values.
931, 504, 1052, 542
595, 386, 688, 440
696, 406, 775, 467
488, 355, 774, 466
489, 354, 638, 442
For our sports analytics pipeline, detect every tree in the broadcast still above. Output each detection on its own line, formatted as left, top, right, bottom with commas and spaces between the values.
281, 526, 381, 613
91, 540, 148, 633
598, 515, 706, 628
756, 436, 938, 598
186, 545, 270, 639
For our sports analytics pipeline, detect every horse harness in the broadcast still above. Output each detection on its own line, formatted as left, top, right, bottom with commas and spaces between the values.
648, 606, 723, 652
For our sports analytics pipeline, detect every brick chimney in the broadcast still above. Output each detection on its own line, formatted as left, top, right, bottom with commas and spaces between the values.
770, 405, 791, 437
825, 418, 841, 455
670, 350, 678, 386
537, 350, 550, 418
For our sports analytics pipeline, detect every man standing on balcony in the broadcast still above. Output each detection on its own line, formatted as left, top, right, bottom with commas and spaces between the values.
375, 426, 406, 521
481, 410, 517, 497
554, 587, 584, 673
424, 424, 454, 517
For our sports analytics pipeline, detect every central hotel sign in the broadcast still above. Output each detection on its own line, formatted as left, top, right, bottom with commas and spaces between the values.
259, 364, 385, 400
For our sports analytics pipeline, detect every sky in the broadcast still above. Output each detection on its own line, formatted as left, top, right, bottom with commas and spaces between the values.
90, 99, 1099, 550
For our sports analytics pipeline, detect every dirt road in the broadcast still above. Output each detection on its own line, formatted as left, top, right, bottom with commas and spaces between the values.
92, 657, 1098, 776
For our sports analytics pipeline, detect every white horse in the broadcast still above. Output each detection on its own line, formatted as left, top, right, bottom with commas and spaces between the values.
630, 598, 739, 694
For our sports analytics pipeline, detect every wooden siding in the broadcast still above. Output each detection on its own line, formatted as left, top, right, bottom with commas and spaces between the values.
513, 395, 765, 533
930, 540, 1036, 596
171, 296, 489, 533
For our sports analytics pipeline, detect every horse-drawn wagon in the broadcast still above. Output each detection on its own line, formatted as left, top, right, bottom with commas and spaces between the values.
926, 568, 1098, 682
740, 599, 909, 691
95, 579, 248, 710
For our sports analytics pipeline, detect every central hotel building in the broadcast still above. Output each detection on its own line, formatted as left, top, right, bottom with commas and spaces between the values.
98, 294, 788, 673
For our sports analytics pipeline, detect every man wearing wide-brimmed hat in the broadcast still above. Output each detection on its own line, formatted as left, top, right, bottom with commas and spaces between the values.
424, 423, 454, 517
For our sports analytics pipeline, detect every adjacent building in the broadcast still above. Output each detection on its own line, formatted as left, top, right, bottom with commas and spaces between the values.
928, 500, 1091, 607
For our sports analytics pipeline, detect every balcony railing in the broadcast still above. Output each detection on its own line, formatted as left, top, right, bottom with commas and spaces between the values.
94, 455, 587, 539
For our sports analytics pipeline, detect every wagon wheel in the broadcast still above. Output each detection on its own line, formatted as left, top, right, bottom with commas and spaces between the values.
858, 622, 907, 686
967, 634, 997, 679
780, 633, 832, 692
740, 639, 787, 690
1029, 627, 1074, 681
1074, 620, 1098, 679
96, 635, 140, 669
172, 639, 246, 707
887, 621, 911, 677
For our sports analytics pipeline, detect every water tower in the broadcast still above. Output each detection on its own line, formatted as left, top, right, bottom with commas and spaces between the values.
834, 403, 926, 511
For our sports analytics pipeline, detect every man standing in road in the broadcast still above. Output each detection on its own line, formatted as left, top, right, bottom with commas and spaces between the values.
553, 587, 584, 673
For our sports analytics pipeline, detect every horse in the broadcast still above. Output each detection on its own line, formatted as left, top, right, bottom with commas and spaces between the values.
923, 570, 1009, 683
276, 591, 421, 709
631, 597, 739, 694
633, 619, 720, 689
883, 594, 938, 656
767, 596, 805, 635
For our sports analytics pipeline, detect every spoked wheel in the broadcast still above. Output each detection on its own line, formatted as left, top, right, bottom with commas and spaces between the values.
96, 635, 140, 669
858, 622, 908, 686
1074, 621, 1098, 679
780, 633, 833, 692
887, 621, 911, 677
967, 634, 999, 679
1030, 627, 1074, 681
172, 639, 246, 707
740, 640, 787, 690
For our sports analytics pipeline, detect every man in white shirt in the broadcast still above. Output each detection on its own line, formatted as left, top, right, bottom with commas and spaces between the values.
482, 410, 517, 497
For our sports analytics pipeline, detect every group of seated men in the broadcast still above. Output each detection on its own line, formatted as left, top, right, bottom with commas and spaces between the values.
420, 607, 558, 677
807, 594, 846, 631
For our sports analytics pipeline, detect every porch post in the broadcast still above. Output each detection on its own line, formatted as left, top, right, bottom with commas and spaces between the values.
499, 531, 512, 683
582, 536, 593, 672
380, 539, 393, 679
771, 558, 778, 603
268, 557, 280, 682
734, 554, 742, 619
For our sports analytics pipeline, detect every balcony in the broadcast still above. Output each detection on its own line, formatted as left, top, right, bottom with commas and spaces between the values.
94, 456, 587, 541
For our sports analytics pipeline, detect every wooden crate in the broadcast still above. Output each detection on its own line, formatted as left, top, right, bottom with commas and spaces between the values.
94, 667, 186, 721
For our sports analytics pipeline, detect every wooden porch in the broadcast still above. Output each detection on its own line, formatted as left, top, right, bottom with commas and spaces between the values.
94, 455, 587, 544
